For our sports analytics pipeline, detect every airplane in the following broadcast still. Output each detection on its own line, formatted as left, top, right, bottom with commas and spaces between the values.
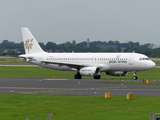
18, 27, 156, 80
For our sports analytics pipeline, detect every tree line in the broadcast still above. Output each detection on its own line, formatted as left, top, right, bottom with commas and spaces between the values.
0, 39, 160, 57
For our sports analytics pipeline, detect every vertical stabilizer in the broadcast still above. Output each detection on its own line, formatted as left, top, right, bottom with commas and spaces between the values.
21, 27, 45, 54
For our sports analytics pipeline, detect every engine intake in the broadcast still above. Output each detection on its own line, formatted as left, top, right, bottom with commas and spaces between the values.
79, 67, 100, 76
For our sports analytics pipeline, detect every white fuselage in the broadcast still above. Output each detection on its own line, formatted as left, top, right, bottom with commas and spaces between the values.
21, 52, 155, 72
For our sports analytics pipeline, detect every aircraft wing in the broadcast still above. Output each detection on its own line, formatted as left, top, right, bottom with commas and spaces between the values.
41, 60, 91, 69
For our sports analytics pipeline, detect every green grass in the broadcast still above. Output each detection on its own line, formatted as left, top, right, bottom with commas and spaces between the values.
0, 57, 160, 120
153, 60, 160, 66
0, 94, 159, 120
0, 66, 160, 79
0, 57, 30, 65
0, 66, 76, 78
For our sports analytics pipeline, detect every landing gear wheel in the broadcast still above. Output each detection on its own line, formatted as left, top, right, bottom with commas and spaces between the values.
133, 76, 138, 80
93, 75, 101, 79
74, 74, 82, 79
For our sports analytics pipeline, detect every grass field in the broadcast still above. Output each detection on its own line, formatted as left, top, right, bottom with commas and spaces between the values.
0, 56, 30, 65
0, 57, 160, 120
0, 94, 160, 120
0, 66, 160, 80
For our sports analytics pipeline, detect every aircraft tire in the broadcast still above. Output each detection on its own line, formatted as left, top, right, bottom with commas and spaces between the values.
133, 76, 138, 80
74, 74, 82, 79
93, 75, 101, 79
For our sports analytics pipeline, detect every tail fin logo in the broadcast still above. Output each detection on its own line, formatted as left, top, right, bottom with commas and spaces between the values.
24, 38, 34, 54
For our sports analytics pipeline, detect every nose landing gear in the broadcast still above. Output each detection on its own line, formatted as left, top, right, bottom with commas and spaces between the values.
133, 71, 138, 80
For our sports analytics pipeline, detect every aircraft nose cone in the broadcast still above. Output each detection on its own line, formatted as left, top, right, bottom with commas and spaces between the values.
149, 61, 156, 69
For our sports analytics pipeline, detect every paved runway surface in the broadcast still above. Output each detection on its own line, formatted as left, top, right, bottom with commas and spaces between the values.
0, 77, 160, 96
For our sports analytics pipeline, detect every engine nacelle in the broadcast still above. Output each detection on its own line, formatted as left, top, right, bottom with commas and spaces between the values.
79, 67, 100, 76
106, 71, 128, 76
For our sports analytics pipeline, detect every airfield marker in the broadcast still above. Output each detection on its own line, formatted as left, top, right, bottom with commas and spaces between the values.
11, 90, 14, 93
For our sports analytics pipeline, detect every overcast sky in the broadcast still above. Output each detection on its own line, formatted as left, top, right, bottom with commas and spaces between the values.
0, 0, 160, 45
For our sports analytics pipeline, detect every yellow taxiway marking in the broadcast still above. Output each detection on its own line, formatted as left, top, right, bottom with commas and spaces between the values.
43, 79, 69, 80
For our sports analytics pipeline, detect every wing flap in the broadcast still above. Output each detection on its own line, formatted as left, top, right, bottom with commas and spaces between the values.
41, 60, 88, 69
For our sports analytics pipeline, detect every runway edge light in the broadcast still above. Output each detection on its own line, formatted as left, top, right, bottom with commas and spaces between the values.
104, 92, 110, 98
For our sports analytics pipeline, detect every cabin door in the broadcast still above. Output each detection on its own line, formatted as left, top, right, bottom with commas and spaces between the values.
128, 54, 134, 65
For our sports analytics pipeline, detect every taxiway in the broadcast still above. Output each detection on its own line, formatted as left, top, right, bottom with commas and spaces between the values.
0, 77, 159, 96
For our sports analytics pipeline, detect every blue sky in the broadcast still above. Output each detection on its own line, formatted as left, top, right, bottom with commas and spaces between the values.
0, 0, 160, 45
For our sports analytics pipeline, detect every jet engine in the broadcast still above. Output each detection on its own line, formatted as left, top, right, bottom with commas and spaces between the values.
106, 71, 128, 76
79, 67, 100, 76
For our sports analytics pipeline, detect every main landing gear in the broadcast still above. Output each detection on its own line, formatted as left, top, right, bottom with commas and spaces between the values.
74, 73, 101, 79
74, 73, 82, 79
133, 71, 138, 80
93, 75, 101, 79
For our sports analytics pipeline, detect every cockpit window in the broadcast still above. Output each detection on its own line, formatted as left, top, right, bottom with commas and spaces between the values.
139, 58, 150, 60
